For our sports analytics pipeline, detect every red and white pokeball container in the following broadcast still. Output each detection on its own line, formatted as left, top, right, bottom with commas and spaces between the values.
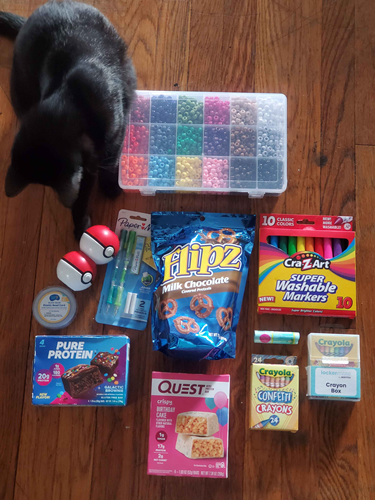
79, 225, 120, 265
57, 251, 97, 292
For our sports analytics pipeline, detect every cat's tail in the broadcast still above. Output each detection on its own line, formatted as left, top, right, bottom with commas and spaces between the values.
0, 11, 26, 39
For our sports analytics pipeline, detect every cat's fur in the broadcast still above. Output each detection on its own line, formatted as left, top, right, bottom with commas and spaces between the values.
0, 1, 136, 238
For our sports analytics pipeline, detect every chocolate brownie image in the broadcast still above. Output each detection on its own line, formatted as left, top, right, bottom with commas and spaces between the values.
62, 365, 103, 398
90, 352, 119, 376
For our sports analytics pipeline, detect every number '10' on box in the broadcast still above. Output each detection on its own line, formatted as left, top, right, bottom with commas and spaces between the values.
148, 372, 230, 478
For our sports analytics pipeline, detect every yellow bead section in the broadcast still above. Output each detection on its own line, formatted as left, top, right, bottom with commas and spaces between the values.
175, 157, 202, 188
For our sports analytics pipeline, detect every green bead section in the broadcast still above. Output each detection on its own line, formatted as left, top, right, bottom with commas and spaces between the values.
177, 125, 203, 155
178, 97, 204, 124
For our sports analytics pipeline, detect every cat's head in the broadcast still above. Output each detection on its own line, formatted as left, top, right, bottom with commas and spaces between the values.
5, 102, 94, 208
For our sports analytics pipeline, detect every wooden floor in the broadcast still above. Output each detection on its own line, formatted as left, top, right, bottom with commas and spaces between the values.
1, 0, 375, 498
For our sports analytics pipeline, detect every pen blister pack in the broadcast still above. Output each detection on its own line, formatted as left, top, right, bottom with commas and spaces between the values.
96, 210, 157, 330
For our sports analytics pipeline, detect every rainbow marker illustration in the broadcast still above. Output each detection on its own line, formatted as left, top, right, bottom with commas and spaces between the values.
288, 236, 297, 255
323, 238, 333, 259
279, 236, 288, 253
315, 237, 324, 257
333, 238, 342, 257
270, 235, 279, 248
297, 236, 306, 252
252, 418, 271, 429
306, 237, 314, 252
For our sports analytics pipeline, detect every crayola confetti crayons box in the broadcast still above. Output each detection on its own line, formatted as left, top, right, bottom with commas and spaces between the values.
250, 355, 299, 432
257, 214, 356, 318
148, 372, 230, 478
306, 333, 361, 401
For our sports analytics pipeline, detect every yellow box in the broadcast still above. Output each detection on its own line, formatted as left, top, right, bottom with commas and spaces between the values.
250, 359, 299, 432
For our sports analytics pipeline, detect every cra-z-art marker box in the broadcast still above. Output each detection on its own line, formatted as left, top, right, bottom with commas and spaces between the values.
257, 214, 356, 318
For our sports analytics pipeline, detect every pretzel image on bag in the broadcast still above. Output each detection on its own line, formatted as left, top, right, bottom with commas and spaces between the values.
151, 212, 256, 360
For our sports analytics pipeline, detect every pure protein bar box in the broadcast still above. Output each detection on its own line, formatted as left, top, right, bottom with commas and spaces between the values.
148, 372, 230, 478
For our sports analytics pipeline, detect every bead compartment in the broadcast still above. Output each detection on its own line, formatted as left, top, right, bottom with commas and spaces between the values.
119, 91, 287, 196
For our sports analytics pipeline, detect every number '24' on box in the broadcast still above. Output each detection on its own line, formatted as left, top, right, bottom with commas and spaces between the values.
148, 372, 230, 478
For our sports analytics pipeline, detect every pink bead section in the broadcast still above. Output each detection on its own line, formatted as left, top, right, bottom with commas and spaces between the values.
202, 158, 229, 189
204, 97, 230, 125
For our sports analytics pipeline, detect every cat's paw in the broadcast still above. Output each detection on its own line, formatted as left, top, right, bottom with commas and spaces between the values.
74, 215, 91, 241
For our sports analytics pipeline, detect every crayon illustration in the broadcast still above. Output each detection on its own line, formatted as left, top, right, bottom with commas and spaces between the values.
252, 418, 271, 429
315, 342, 353, 357
256, 371, 294, 388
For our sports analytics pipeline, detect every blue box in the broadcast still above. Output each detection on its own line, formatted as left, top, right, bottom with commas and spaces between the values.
32, 336, 130, 406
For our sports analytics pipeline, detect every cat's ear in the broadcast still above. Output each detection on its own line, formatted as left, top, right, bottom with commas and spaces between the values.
5, 164, 29, 197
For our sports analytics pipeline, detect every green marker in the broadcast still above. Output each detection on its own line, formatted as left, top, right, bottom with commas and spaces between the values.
288, 236, 297, 255
279, 236, 288, 254
106, 229, 128, 313
113, 230, 137, 314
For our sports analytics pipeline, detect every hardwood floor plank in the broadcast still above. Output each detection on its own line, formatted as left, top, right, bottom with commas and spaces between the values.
355, 0, 375, 145
356, 145, 375, 500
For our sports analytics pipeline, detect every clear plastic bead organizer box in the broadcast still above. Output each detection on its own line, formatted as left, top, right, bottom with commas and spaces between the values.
119, 91, 287, 197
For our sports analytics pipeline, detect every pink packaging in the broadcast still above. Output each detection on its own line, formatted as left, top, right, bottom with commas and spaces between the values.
148, 372, 230, 478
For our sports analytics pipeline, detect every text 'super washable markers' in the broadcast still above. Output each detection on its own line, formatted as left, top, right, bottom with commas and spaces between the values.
297, 236, 305, 252
254, 330, 300, 345
288, 236, 297, 255
323, 238, 333, 259
306, 237, 314, 252
333, 238, 342, 257
270, 235, 279, 248
279, 236, 288, 253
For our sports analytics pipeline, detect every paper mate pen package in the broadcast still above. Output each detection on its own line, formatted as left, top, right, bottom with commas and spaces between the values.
151, 212, 256, 360
32, 336, 130, 406
258, 214, 356, 318
306, 333, 361, 401
148, 372, 230, 478
250, 355, 299, 432
96, 210, 157, 330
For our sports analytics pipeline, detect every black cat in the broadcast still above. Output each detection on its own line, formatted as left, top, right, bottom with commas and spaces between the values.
0, 1, 136, 238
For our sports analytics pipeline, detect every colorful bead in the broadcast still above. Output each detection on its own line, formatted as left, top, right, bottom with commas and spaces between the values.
231, 97, 257, 125
230, 158, 256, 188
130, 95, 150, 123
202, 158, 229, 189
175, 157, 202, 187
151, 95, 177, 123
121, 155, 148, 187
177, 125, 203, 155
150, 124, 176, 154
204, 97, 230, 125
231, 127, 256, 156
149, 156, 175, 187
257, 128, 284, 159
123, 125, 149, 154
258, 158, 284, 189
204, 126, 230, 156
178, 96, 203, 124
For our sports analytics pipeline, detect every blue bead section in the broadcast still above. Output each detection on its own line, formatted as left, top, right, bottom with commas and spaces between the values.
151, 95, 177, 123
204, 126, 230, 156
150, 124, 176, 155
149, 156, 175, 187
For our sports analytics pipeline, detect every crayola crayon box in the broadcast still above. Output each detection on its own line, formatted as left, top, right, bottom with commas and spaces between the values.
250, 355, 299, 432
257, 214, 356, 318
306, 333, 361, 401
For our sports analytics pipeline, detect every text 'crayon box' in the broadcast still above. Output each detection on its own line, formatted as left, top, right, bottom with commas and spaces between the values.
257, 214, 356, 318
250, 355, 299, 432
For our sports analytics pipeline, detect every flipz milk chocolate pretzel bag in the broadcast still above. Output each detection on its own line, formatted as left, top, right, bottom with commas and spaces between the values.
151, 212, 256, 360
